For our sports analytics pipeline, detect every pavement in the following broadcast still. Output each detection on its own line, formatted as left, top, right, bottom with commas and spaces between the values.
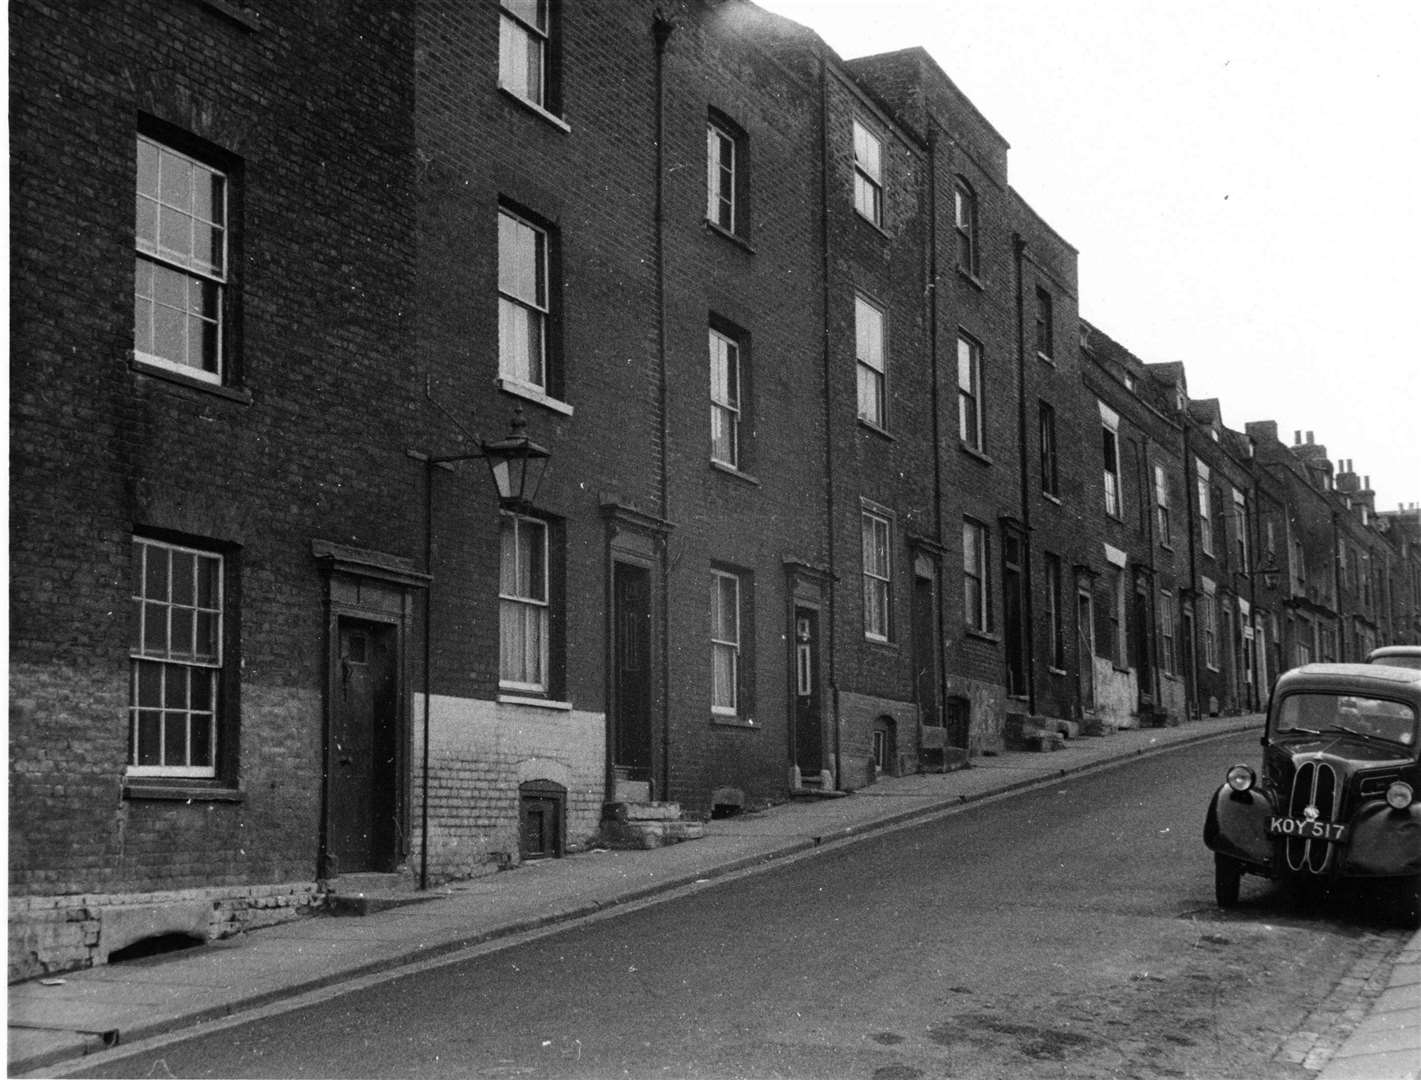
7, 713, 1418, 1079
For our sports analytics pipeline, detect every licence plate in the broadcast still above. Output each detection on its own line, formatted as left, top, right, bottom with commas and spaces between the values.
1269, 816, 1347, 842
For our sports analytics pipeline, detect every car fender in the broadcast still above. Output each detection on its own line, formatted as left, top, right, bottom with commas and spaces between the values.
1204, 784, 1276, 868
1338, 801, 1421, 878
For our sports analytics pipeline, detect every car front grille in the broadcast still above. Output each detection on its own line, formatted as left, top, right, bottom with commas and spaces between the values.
1285, 759, 1341, 874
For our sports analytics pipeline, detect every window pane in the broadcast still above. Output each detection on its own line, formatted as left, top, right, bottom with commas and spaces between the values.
190, 712, 214, 768
853, 121, 881, 181
143, 601, 169, 656
137, 137, 160, 197
136, 711, 162, 766
855, 298, 883, 369
712, 642, 736, 710
165, 663, 190, 709
500, 517, 518, 593
163, 711, 187, 766
504, 0, 545, 30
136, 660, 163, 708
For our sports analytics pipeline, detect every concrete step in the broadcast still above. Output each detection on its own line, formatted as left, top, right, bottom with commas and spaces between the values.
605, 801, 683, 822
600, 804, 706, 849
325, 872, 439, 917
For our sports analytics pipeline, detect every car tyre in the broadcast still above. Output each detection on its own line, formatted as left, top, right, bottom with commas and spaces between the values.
1215, 853, 1242, 908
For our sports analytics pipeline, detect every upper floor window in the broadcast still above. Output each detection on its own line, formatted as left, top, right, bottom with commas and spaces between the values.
500, 512, 549, 693
709, 325, 742, 469
498, 207, 551, 394
1100, 403, 1122, 519
852, 119, 883, 226
135, 134, 228, 384
862, 509, 892, 641
963, 517, 992, 632
1197, 460, 1214, 556
706, 115, 743, 234
499, 0, 552, 111
1034, 287, 1053, 359
953, 178, 978, 276
129, 537, 225, 779
1231, 488, 1249, 570
1200, 587, 1218, 669
1154, 464, 1172, 546
1038, 401, 1059, 496
855, 293, 886, 427
958, 334, 984, 451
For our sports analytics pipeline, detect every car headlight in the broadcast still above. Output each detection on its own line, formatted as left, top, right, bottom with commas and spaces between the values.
1385, 781, 1414, 810
1226, 764, 1256, 792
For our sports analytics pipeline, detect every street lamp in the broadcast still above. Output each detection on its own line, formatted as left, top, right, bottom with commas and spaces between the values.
420, 404, 551, 890
430, 405, 551, 510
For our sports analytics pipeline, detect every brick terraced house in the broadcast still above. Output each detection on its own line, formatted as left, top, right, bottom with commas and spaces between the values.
11, 0, 1421, 980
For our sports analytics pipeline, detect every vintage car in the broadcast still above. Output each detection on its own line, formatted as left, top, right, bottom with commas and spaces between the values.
1204, 662, 1421, 924
1368, 644, 1421, 670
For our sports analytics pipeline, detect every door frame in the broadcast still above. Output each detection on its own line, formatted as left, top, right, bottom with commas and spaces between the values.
785, 560, 832, 789
312, 541, 426, 882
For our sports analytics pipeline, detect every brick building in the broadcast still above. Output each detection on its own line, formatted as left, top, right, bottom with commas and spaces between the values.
9, 0, 419, 978
11, 0, 1420, 981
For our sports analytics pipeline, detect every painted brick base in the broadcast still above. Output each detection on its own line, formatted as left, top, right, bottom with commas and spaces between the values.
8, 882, 322, 984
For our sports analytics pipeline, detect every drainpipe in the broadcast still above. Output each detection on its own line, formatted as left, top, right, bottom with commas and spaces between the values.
420, 460, 435, 891
1182, 425, 1200, 719
927, 120, 949, 728
817, 53, 841, 789
652, 10, 674, 799
1011, 234, 1037, 716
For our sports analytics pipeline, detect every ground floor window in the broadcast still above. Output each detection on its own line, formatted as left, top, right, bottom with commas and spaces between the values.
129, 537, 225, 778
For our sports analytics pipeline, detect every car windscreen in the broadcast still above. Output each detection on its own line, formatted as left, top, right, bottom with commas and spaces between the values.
1274, 691, 1417, 746
1371, 654, 1421, 670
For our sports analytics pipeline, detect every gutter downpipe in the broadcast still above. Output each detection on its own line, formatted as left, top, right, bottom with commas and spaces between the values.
652, 11, 674, 798
818, 53, 841, 789
1011, 234, 1037, 715
1182, 424, 1200, 720
928, 120, 949, 729
420, 460, 434, 891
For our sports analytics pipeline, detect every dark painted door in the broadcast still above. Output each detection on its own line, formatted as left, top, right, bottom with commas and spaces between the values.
793, 606, 822, 776
1003, 533, 1026, 697
1133, 583, 1153, 707
1077, 590, 1095, 711
613, 563, 652, 781
912, 572, 940, 726
329, 619, 399, 874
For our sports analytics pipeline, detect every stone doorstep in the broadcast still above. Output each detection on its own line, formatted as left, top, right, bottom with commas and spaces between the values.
600, 816, 706, 850
605, 801, 683, 822
324, 871, 440, 917
1004, 713, 1075, 752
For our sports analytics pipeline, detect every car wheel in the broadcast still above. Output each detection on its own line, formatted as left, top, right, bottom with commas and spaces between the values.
1215, 854, 1242, 908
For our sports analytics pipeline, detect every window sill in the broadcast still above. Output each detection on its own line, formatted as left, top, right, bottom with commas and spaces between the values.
956, 267, 984, 291
703, 220, 755, 253
857, 417, 894, 440
865, 634, 898, 650
711, 714, 758, 729
1041, 491, 1062, 506
124, 781, 244, 803
1160, 542, 1174, 552
132, 360, 253, 405
1036, 351, 1055, 366
498, 693, 573, 711
497, 87, 571, 133
855, 210, 890, 238
196, 0, 262, 31
711, 460, 760, 486
963, 628, 999, 644
1048, 666, 1069, 676
497, 377, 574, 416
958, 443, 992, 466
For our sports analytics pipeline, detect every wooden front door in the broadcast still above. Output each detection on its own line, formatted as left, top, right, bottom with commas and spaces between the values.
329, 618, 399, 874
793, 606, 822, 776
612, 563, 653, 782
912, 566, 941, 727
1002, 532, 1026, 698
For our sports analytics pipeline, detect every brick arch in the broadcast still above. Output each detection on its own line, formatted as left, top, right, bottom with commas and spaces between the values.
515, 757, 571, 790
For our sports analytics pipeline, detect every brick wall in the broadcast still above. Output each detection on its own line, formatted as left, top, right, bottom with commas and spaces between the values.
9, 0, 417, 962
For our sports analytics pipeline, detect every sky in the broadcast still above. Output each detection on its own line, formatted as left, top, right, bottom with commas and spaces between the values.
756, 0, 1419, 514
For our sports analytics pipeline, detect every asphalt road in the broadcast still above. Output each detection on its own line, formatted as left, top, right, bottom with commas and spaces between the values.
76, 731, 1411, 1079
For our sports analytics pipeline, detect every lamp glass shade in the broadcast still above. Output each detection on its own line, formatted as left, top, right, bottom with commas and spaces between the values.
484, 439, 550, 507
